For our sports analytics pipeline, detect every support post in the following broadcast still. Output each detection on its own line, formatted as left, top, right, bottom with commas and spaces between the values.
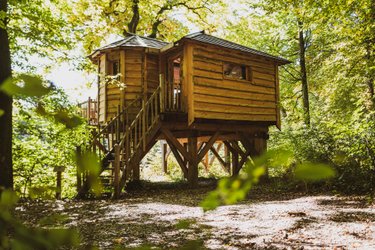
224, 144, 230, 172
54, 166, 65, 200
187, 137, 198, 187
161, 141, 168, 174
76, 146, 82, 193
159, 74, 165, 112
133, 161, 140, 181
113, 144, 120, 199
232, 149, 239, 176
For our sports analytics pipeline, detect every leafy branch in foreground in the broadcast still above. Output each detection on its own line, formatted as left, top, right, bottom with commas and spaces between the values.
200, 149, 335, 211
0, 189, 79, 249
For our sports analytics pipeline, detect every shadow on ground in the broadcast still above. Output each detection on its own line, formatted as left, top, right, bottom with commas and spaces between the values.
15, 179, 375, 249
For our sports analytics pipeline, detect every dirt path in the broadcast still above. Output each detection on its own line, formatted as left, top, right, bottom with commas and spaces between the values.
15, 182, 375, 249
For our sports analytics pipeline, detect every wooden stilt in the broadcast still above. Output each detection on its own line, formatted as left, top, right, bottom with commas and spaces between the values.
113, 144, 120, 198
132, 161, 140, 181
203, 153, 209, 172
255, 136, 268, 182
210, 146, 230, 174
183, 143, 188, 178
232, 148, 239, 176
167, 140, 188, 177
187, 137, 198, 187
161, 141, 168, 173
224, 144, 230, 172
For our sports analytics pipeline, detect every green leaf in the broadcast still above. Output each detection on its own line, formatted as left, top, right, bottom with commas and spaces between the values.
200, 191, 221, 211
0, 189, 19, 207
35, 103, 83, 129
294, 162, 335, 182
76, 151, 103, 196
0, 109, 4, 117
53, 111, 83, 129
0, 74, 52, 97
175, 219, 196, 229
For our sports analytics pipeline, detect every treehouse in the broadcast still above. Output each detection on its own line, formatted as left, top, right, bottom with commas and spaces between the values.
81, 31, 290, 197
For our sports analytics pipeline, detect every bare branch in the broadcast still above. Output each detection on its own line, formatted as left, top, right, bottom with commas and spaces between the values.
149, 0, 213, 38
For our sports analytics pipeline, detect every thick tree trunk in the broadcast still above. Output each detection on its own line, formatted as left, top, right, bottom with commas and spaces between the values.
127, 0, 139, 34
366, 0, 375, 110
0, 0, 13, 190
298, 20, 310, 126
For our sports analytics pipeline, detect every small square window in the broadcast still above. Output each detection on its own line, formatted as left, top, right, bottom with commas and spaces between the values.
223, 62, 248, 80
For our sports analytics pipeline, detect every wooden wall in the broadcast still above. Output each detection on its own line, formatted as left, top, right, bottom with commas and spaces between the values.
98, 54, 107, 123
146, 54, 159, 96
106, 51, 121, 121
189, 42, 278, 123
97, 48, 160, 123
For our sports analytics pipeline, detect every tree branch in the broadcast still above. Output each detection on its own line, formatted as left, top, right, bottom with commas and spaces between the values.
149, 0, 213, 38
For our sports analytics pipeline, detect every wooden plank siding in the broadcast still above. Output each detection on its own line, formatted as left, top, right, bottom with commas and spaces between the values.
146, 54, 160, 94
98, 54, 107, 123
96, 49, 147, 123
121, 49, 144, 121
190, 42, 278, 123
105, 51, 121, 122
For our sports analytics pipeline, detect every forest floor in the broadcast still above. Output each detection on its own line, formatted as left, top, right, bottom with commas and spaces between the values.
15, 179, 375, 249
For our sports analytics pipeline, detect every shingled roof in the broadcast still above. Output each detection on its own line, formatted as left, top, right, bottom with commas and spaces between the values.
90, 34, 169, 59
90, 31, 290, 65
182, 31, 290, 64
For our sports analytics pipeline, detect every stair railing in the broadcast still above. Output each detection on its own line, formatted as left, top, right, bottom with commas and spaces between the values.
113, 87, 162, 196
90, 97, 142, 158
122, 86, 161, 161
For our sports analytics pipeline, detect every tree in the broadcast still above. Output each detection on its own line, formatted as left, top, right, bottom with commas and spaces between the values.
13, 88, 89, 198
69, 0, 225, 54
0, 0, 79, 190
225, 0, 318, 126
0, 0, 13, 190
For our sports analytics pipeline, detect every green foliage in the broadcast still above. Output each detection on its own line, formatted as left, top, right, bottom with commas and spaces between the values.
294, 162, 335, 181
0, 190, 79, 249
13, 87, 90, 198
7, 0, 75, 69
75, 150, 103, 196
222, 0, 375, 194
201, 148, 335, 211
0, 74, 52, 97
175, 218, 196, 229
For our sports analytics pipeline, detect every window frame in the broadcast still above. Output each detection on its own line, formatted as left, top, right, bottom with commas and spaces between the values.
222, 61, 252, 83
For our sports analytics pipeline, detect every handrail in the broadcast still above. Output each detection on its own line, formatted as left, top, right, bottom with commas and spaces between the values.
90, 96, 142, 156
119, 86, 161, 149
95, 97, 141, 140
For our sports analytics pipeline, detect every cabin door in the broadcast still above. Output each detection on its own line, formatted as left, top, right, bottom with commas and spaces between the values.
166, 55, 182, 111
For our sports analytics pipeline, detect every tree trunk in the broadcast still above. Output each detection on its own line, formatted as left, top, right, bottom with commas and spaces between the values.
0, 0, 13, 190
366, 0, 375, 110
298, 20, 310, 126
127, 0, 139, 34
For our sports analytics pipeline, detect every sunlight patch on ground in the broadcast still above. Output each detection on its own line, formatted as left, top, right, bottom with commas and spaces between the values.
16, 194, 375, 249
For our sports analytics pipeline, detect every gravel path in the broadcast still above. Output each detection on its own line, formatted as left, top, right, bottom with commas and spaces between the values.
15, 183, 375, 249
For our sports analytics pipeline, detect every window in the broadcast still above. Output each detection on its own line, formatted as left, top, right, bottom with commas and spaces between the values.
112, 60, 120, 76
223, 62, 250, 81
110, 60, 120, 81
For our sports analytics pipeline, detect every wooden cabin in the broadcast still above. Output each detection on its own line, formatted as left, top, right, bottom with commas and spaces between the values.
83, 31, 290, 197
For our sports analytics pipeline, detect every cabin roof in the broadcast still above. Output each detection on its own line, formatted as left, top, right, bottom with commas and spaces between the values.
90, 31, 290, 65
99, 34, 169, 50
181, 31, 291, 65
89, 34, 169, 60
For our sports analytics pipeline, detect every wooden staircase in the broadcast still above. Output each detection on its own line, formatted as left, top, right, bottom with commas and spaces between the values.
77, 87, 163, 198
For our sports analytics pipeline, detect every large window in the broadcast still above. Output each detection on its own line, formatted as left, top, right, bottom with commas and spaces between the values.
223, 62, 250, 81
